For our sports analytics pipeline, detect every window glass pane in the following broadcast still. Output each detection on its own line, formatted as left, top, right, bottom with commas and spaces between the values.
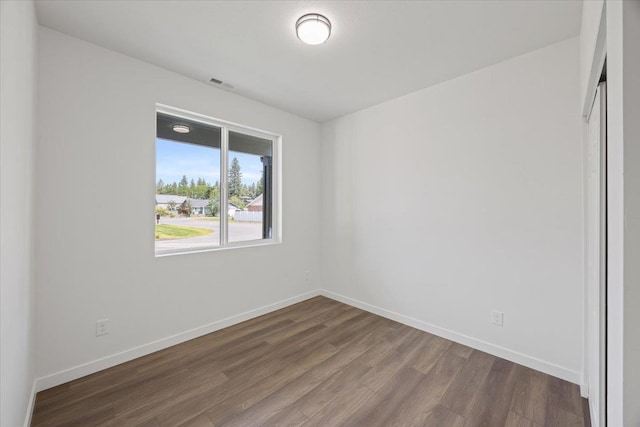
227, 130, 273, 243
155, 113, 221, 255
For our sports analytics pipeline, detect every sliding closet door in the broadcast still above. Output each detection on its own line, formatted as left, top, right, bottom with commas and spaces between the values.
586, 81, 607, 427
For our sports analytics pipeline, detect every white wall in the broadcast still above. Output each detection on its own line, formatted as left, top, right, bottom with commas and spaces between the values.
320, 38, 583, 382
0, 0, 38, 425
35, 27, 321, 385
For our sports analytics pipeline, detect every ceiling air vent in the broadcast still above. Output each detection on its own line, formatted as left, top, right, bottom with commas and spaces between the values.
210, 77, 235, 91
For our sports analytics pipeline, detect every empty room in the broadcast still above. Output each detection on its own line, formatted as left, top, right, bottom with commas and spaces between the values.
1, 0, 639, 426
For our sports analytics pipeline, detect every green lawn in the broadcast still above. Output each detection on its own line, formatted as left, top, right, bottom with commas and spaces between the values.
155, 224, 213, 240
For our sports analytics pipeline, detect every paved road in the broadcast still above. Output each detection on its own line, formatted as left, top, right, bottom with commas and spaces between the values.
155, 216, 262, 254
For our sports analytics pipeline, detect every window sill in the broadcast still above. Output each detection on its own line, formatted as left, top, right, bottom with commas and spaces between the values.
155, 238, 282, 258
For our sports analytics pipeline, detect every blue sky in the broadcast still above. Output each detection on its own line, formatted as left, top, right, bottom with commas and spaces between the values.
156, 138, 263, 186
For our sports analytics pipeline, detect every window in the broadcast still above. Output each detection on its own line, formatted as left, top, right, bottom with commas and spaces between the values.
155, 105, 279, 256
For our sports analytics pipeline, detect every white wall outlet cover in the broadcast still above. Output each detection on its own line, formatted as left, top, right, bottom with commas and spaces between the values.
491, 311, 504, 326
96, 319, 110, 336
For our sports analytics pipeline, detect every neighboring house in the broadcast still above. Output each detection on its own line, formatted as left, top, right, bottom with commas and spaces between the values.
156, 194, 187, 211
228, 203, 240, 217
156, 194, 212, 215
156, 194, 242, 217
188, 198, 210, 215
246, 194, 263, 212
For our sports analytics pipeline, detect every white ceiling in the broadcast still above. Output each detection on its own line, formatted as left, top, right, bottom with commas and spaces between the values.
35, 0, 582, 123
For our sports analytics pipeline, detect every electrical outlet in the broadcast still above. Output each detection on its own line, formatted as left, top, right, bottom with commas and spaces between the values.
96, 319, 110, 337
491, 311, 504, 327
305, 270, 311, 282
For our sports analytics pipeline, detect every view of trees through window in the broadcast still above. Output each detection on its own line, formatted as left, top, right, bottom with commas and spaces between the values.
155, 158, 264, 212
155, 111, 275, 255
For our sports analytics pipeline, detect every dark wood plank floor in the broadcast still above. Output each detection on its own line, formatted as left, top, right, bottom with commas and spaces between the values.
32, 296, 591, 427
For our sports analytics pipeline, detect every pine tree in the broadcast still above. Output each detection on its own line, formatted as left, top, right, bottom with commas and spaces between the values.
176, 175, 188, 196
228, 157, 243, 197
256, 174, 264, 196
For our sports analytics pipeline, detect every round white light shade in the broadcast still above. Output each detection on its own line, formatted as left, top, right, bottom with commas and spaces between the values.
296, 14, 331, 45
172, 124, 190, 134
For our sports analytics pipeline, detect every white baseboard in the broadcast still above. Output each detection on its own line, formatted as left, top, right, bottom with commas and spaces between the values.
319, 289, 582, 385
34, 290, 321, 392
34, 287, 582, 396
580, 382, 589, 398
24, 380, 36, 427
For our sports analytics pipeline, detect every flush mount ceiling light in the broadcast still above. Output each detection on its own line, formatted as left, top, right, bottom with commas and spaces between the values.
172, 124, 190, 134
296, 13, 331, 45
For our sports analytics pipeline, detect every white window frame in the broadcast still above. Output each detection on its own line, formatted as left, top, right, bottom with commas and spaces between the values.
155, 104, 282, 257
